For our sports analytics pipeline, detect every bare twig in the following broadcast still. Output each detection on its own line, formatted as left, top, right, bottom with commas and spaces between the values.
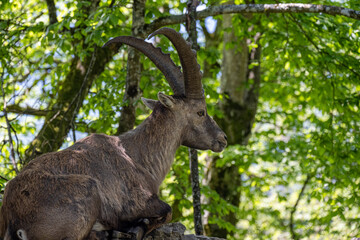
5, 122, 24, 166
0, 71, 19, 173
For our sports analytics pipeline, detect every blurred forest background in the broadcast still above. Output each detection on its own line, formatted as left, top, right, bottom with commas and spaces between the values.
1, 0, 360, 239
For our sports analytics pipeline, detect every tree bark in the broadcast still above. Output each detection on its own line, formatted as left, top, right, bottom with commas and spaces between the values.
45, 0, 58, 24
5, 104, 49, 116
144, 3, 360, 33
186, 0, 204, 236
24, 47, 112, 164
204, 8, 262, 238
24, 0, 114, 164
116, 0, 146, 134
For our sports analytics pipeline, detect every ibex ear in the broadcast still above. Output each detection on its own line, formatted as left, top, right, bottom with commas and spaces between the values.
157, 92, 175, 109
141, 97, 158, 110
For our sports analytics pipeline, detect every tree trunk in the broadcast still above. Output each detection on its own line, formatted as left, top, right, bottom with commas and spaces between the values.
24, 48, 112, 164
25, 0, 147, 164
116, 0, 146, 134
204, 11, 261, 238
23, 0, 116, 164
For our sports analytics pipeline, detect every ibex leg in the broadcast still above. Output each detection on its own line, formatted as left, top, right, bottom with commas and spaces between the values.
126, 195, 172, 239
5, 173, 101, 240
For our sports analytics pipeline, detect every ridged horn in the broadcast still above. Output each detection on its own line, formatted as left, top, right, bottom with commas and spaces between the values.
103, 36, 185, 96
148, 28, 204, 99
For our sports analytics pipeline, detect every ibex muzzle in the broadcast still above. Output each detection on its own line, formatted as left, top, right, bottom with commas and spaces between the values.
0, 28, 227, 240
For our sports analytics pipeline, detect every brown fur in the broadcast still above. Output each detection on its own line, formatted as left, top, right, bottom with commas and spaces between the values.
0, 96, 227, 240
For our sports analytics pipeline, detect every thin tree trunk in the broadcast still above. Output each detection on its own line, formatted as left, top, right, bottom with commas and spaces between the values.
189, 148, 203, 235
116, 0, 146, 134
186, 0, 203, 235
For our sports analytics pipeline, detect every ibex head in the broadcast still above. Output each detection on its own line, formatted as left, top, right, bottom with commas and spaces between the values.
104, 28, 227, 152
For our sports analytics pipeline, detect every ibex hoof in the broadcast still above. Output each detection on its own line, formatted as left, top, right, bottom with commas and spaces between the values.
128, 226, 145, 240
112, 230, 132, 239
142, 218, 150, 225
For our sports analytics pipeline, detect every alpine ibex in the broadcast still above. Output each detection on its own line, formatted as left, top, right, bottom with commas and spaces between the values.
0, 28, 227, 240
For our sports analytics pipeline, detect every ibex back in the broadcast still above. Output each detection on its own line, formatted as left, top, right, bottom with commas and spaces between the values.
0, 28, 227, 240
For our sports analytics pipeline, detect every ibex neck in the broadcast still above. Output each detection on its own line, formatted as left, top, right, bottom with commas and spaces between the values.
120, 108, 182, 188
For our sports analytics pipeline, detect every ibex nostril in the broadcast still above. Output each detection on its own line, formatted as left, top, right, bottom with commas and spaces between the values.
224, 135, 228, 141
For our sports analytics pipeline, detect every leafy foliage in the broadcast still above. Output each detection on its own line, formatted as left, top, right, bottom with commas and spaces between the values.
1, 0, 360, 239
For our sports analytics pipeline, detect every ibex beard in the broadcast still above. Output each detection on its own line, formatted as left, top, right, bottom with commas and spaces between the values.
0, 28, 227, 240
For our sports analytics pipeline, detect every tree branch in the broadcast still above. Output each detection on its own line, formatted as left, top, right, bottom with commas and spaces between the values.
0, 175, 9, 182
290, 174, 312, 240
198, 4, 360, 20
5, 104, 49, 116
144, 3, 360, 33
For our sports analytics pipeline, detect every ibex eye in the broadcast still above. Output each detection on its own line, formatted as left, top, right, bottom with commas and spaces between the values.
197, 110, 205, 117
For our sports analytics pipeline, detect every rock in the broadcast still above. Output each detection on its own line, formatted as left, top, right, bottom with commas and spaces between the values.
144, 222, 226, 240
184, 235, 225, 240
144, 222, 186, 240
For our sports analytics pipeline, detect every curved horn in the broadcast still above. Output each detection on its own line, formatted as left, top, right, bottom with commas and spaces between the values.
103, 36, 185, 96
148, 28, 204, 99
